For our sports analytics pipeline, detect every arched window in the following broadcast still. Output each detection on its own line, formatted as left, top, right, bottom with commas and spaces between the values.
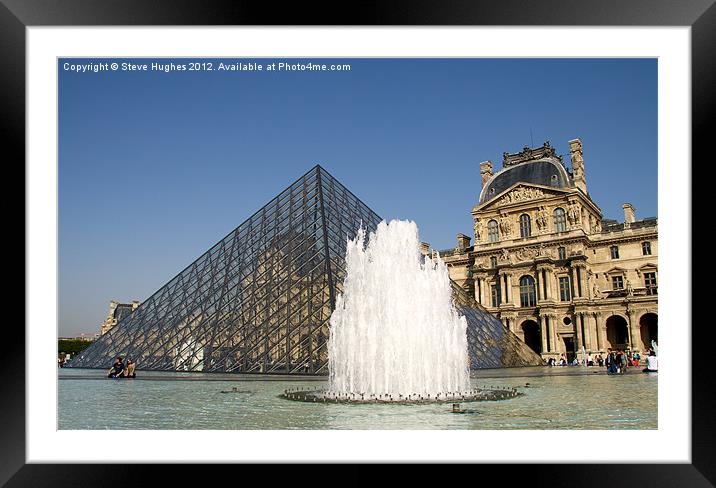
487, 220, 499, 243
519, 214, 531, 238
554, 208, 566, 232
519, 275, 536, 307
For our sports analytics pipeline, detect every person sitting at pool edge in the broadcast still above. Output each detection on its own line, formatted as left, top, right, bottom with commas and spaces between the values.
125, 358, 136, 378
107, 356, 124, 378
643, 350, 658, 372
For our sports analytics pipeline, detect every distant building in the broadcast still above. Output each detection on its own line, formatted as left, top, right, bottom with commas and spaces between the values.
59, 333, 99, 341
438, 139, 657, 362
100, 300, 140, 335
76, 333, 99, 341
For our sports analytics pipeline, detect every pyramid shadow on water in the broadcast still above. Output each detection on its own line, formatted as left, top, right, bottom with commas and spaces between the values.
69, 165, 543, 374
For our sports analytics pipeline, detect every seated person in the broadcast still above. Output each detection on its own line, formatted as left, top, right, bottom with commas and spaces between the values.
125, 358, 136, 378
107, 357, 125, 378
643, 351, 658, 372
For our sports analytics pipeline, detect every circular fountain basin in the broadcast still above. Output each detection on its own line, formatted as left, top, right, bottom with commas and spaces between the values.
280, 387, 522, 404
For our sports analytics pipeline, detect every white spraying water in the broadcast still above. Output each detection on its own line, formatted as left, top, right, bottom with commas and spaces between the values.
328, 220, 470, 396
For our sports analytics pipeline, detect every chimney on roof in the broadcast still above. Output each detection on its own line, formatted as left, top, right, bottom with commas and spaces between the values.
480, 161, 493, 188
623, 203, 636, 227
456, 234, 471, 252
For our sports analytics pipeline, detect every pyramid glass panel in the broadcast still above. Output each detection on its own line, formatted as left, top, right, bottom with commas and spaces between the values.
452, 283, 544, 368
69, 166, 542, 374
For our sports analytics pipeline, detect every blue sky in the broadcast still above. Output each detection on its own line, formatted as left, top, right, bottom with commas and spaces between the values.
59, 58, 657, 336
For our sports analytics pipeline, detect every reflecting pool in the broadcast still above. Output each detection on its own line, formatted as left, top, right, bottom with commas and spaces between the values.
58, 367, 657, 430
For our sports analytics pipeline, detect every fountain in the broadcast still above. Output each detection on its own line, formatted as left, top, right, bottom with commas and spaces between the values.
329, 220, 470, 396
581, 346, 588, 367
281, 219, 520, 404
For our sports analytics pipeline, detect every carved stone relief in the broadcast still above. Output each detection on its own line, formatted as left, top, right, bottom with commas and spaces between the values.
535, 207, 549, 232
499, 215, 513, 237
474, 219, 484, 242
497, 186, 546, 207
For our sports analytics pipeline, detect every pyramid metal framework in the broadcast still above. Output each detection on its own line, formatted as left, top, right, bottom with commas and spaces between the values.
69, 165, 543, 374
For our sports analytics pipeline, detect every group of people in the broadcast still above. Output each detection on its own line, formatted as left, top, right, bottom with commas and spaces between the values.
546, 348, 658, 374
546, 353, 595, 366
604, 349, 631, 374
107, 356, 136, 378
546, 355, 572, 366
603, 348, 658, 374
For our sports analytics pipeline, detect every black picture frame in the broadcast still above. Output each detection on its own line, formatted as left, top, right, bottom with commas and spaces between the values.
5, 0, 713, 485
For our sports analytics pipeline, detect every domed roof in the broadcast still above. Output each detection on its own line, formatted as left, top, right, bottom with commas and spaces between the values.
479, 158, 573, 205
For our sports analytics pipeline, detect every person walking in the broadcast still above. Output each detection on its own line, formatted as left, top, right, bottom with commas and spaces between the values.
619, 350, 628, 374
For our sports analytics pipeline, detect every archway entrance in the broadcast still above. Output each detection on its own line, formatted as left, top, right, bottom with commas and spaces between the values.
606, 315, 630, 350
521, 320, 541, 354
640, 313, 658, 350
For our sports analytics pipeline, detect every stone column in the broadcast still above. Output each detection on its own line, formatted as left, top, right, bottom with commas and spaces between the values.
506, 273, 513, 305
577, 267, 584, 298
570, 267, 578, 299
595, 312, 606, 350
539, 315, 548, 354
544, 269, 553, 300
627, 310, 639, 350
575, 313, 583, 349
550, 314, 559, 353
592, 313, 601, 350
582, 313, 593, 350
535, 271, 541, 302
574, 267, 581, 298
504, 317, 510, 332
543, 315, 550, 352
500, 273, 506, 305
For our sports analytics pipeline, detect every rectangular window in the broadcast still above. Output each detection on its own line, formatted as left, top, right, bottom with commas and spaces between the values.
642, 241, 652, 255
644, 272, 657, 295
490, 256, 497, 268
520, 215, 531, 238
491, 285, 501, 307
612, 275, 624, 290
488, 221, 499, 243
559, 276, 571, 301
558, 247, 566, 260
610, 246, 619, 259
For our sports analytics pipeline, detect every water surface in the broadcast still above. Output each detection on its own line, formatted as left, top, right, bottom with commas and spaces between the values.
58, 367, 657, 430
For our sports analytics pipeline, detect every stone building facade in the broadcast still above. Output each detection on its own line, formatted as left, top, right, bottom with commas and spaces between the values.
440, 139, 657, 362
99, 300, 140, 336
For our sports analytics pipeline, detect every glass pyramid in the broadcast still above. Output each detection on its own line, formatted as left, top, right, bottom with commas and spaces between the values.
69, 165, 542, 374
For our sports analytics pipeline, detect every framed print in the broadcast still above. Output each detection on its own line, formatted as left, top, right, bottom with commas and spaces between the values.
6, 0, 714, 485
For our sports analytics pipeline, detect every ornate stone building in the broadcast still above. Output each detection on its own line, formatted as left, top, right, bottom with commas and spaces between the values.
99, 300, 140, 336
441, 139, 657, 362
